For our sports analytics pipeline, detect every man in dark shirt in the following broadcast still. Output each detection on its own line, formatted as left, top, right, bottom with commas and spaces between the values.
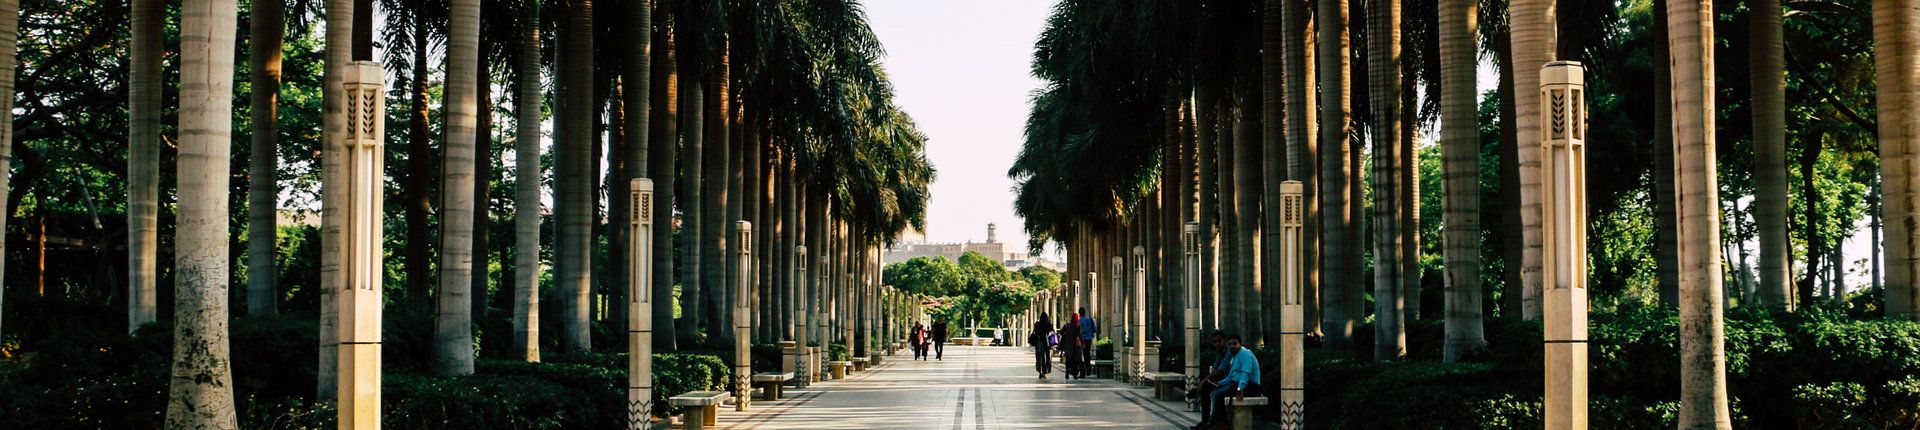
1188, 331, 1231, 421
931, 320, 950, 360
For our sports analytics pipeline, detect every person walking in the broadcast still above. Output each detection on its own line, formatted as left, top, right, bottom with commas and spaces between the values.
1030, 313, 1054, 379
1078, 307, 1099, 375
1195, 334, 1261, 430
911, 322, 931, 360
930, 319, 950, 360
1060, 313, 1084, 379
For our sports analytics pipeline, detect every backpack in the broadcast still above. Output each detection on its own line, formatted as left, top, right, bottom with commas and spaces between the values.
1046, 331, 1060, 346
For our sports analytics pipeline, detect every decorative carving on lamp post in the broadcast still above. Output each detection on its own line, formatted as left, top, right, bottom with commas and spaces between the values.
1183, 222, 1202, 412
735, 221, 753, 411
1280, 182, 1307, 429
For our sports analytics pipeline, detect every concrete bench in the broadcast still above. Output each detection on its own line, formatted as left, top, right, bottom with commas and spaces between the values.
1146, 372, 1186, 401
668, 390, 732, 430
1225, 396, 1269, 430
1091, 360, 1116, 379
751, 372, 795, 401
870, 353, 884, 365
829, 361, 851, 380
850, 357, 870, 371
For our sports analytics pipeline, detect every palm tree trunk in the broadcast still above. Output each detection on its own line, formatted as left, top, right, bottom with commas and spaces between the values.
1508, 0, 1554, 321
1367, 0, 1405, 362
1439, 0, 1486, 362
318, 0, 357, 397
1318, 0, 1359, 351
705, 40, 733, 345
0, 0, 15, 341
246, 0, 284, 318
1261, 0, 1288, 345
1219, 99, 1239, 336
1494, 25, 1524, 317
407, 13, 435, 310
1653, 0, 1678, 308
512, 0, 544, 362
434, 0, 482, 376
679, 61, 705, 345
1281, 0, 1319, 336
648, 10, 678, 350
1233, 93, 1264, 344
473, 29, 493, 323
560, 0, 595, 352
1751, 0, 1791, 310
167, 0, 240, 424
623, 0, 653, 342
1399, 45, 1420, 322
1876, 0, 1920, 320
129, 0, 163, 331
1667, 0, 1732, 427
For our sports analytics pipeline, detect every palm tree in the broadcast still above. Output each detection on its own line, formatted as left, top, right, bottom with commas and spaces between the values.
1367, 0, 1406, 362
559, 0, 595, 352
128, 0, 163, 331
1318, 0, 1359, 351
511, 0, 543, 362
1508, 0, 1553, 320
1751, 0, 1790, 310
167, 0, 240, 425
246, 0, 284, 318
0, 0, 16, 341
1667, 0, 1731, 427
317, 0, 358, 401
433, 0, 482, 376
403, 1, 437, 309
1878, 0, 1920, 318
623, 0, 653, 341
705, 37, 732, 345
1280, 0, 1318, 337
647, 4, 679, 350
1261, 0, 1287, 344
1653, 0, 1678, 308
1438, 0, 1485, 362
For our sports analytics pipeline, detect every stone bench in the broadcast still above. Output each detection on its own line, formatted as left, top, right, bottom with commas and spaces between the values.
751, 372, 795, 401
668, 390, 732, 430
1225, 396, 1269, 430
851, 357, 870, 371
829, 361, 851, 380
1091, 360, 1116, 379
1145, 372, 1186, 401
870, 353, 884, 365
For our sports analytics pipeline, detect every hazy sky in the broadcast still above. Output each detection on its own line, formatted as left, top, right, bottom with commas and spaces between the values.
866, 0, 1053, 250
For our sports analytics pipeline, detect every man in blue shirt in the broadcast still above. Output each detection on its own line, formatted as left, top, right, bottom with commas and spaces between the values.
1078, 307, 1098, 378
1196, 334, 1261, 430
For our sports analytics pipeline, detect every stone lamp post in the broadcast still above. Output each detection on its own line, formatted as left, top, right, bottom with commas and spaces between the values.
628, 179, 656, 429
337, 61, 385, 430
1279, 182, 1307, 429
1131, 246, 1147, 382
1183, 222, 1201, 411
735, 221, 753, 411
1541, 61, 1589, 430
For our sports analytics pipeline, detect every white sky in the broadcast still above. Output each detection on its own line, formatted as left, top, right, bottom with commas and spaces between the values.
865, 0, 1053, 252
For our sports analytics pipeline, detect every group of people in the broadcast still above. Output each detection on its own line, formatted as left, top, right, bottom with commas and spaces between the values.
909, 319, 949, 361
1188, 331, 1262, 430
1026, 308, 1099, 380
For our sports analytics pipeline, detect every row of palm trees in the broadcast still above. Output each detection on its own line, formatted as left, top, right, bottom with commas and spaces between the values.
1014, 0, 1916, 427
0, 0, 931, 426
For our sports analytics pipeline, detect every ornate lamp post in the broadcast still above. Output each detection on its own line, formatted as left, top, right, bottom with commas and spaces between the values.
1111, 256, 1125, 382
1183, 223, 1202, 411
1541, 61, 1590, 429
734, 222, 753, 411
1131, 246, 1147, 382
627, 180, 656, 429
1279, 182, 1307, 428
337, 61, 385, 430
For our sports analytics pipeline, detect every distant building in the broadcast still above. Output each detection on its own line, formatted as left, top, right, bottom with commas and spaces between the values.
884, 223, 1065, 272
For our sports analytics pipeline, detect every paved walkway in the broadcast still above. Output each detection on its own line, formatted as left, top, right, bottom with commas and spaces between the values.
712, 345, 1199, 429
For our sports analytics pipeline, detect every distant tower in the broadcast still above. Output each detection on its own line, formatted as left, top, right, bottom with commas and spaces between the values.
987, 223, 998, 243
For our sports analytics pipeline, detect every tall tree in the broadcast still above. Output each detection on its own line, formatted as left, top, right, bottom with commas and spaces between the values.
0, 0, 16, 341
1443, 0, 1482, 362
1508, 0, 1553, 320
1281, 0, 1318, 337
1878, 0, 1920, 320
317, 0, 361, 400
1751, 0, 1790, 310
1653, 0, 1678, 308
1438, 0, 1485, 362
167, 0, 240, 425
434, 0, 481, 376
648, 5, 679, 350
1261, 0, 1287, 346
624, 0, 653, 345
559, 0, 595, 352
1668, 0, 1732, 427
404, 3, 436, 309
246, 0, 284, 317
1368, 0, 1406, 362
128, 0, 163, 330
1319, 0, 1360, 351
511, 0, 543, 362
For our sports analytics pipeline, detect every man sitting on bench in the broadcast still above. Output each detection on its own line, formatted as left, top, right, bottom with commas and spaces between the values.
1194, 334, 1260, 430
1187, 331, 1231, 416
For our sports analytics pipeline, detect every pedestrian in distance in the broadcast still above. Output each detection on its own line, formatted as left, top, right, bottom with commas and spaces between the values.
1060, 313, 1084, 379
931, 319, 950, 360
1029, 313, 1054, 379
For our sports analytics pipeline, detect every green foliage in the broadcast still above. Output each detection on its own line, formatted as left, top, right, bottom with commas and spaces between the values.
884, 256, 964, 296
